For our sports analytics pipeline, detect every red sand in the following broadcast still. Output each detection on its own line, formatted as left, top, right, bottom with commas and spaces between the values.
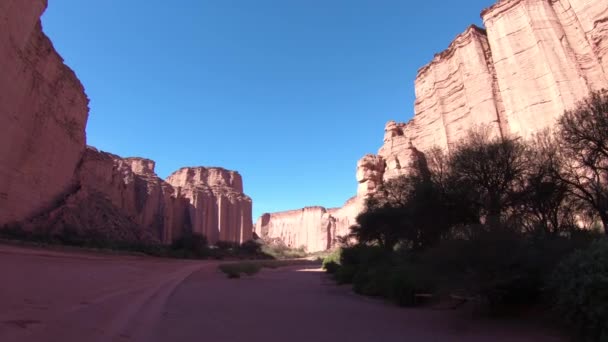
0, 245, 565, 342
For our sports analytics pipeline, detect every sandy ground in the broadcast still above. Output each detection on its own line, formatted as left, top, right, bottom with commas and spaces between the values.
0, 245, 566, 342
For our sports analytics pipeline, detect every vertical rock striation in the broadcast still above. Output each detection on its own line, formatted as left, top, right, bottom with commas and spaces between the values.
166, 167, 253, 244
23, 148, 190, 244
482, 0, 608, 138
259, 0, 608, 252
379, 0, 608, 180
1, 0, 254, 246
255, 196, 364, 253
0, 0, 89, 224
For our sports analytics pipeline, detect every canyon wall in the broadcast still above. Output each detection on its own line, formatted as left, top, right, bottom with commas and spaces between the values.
0, 0, 89, 224
24, 147, 187, 244
166, 167, 253, 244
0, 0, 253, 245
258, 0, 608, 252
255, 197, 362, 253
381, 0, 608, 185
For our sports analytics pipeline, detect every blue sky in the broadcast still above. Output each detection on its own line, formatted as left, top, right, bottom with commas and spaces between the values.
41, 0, 495, 219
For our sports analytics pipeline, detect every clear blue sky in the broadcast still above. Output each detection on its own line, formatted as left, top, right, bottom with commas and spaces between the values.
41, 0, 495, 219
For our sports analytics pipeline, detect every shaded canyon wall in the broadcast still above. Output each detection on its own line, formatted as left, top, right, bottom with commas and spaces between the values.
0, 0, 253, 245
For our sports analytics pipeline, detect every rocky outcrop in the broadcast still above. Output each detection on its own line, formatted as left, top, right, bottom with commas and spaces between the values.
0, 0, 89, 225
379, 0, 608, 182
259, 0, 608, 252
412, 26, 505, 151
0, 1, 253, 246
482, 0, 608, 138
356, 155, 385, 196
24, 148, 190, 244
166, 167, 253, 244
255, 196, 363, 253
255, 207, 335, 252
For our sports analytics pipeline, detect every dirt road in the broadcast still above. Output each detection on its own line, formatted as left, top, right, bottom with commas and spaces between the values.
0, 245, 565, 342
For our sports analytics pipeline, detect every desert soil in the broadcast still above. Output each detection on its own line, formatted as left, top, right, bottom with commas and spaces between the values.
0, 245, 565, 342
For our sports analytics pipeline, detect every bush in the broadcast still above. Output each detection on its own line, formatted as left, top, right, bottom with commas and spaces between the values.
329, 245, 434, 305
239, 240, 263, 256
352, 263, 391, 296
260, 242, 307, 259
322, 249, 341, 274
215, 240, 239, 250
387, 266, 419, 306
170, 233, 209, 258
549, 239, 608, 341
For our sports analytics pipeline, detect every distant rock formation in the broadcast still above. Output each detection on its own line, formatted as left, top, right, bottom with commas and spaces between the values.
258, 0, 608, 251
0, 0, 253, 245
255, 197, 362, 253
166, 167, 253, 244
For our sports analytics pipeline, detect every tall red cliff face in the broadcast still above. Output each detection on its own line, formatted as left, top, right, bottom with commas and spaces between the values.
0, 0, 89, 224
380, 0, 608, 184
166, 168, 253, 244
1, 0, 253, 245
259, 0, 608, 252
255, 197, 362, 253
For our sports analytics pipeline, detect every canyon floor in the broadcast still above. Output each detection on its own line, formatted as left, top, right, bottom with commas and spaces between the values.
0, 245, 566, 342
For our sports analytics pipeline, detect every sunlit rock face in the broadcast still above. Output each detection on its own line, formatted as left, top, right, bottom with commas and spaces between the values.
259, 0, 608, 252
0, 0, 89, 225
482, 0, 608, 138
379, 0, 608, 178
255, 197, 364, 253
1, 0, 253, 246
166, 167, 253, 244
410, 26, 505, 152
255, 207, 335, 253
356, 155, 385, 196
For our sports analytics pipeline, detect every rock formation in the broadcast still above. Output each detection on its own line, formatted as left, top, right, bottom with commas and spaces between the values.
258, 0, 608, 252
381, 0, 608, 185
0, 0, 253, 246
166, 167, 253, 244
255, 197, 363, 253
386, 0, 608, 154
0, 0, 89, 225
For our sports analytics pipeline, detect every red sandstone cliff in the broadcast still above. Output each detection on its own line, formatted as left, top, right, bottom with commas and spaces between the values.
166, 167, 253, 244
255, 197, 362, 253
259, 0, 608, 252
0, 0, 253, 245
0, 0, 89, 224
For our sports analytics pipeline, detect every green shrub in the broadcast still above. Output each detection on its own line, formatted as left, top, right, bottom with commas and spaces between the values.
335, 264, 358, 284
239, 240, 262, 255
215, 240, 239, 250
549, 239, 608, 341
387, 265, 429, 307
260, 243, 307, 259
340, 245, 388, 267
323, 261, 340, 274
418, 226, 593, 310
171, 233, 209, 258
352, 263, 390, 296
322, 249, 341, 274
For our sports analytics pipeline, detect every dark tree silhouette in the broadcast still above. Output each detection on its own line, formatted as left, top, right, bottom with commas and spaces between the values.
519, 132, 575, 234
558, 89, 608, 235
448, 129, 529, 226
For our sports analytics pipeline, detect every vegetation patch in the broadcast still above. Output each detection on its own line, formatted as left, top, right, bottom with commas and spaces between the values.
323, 91, 608, 340
218, 259, 321, 279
